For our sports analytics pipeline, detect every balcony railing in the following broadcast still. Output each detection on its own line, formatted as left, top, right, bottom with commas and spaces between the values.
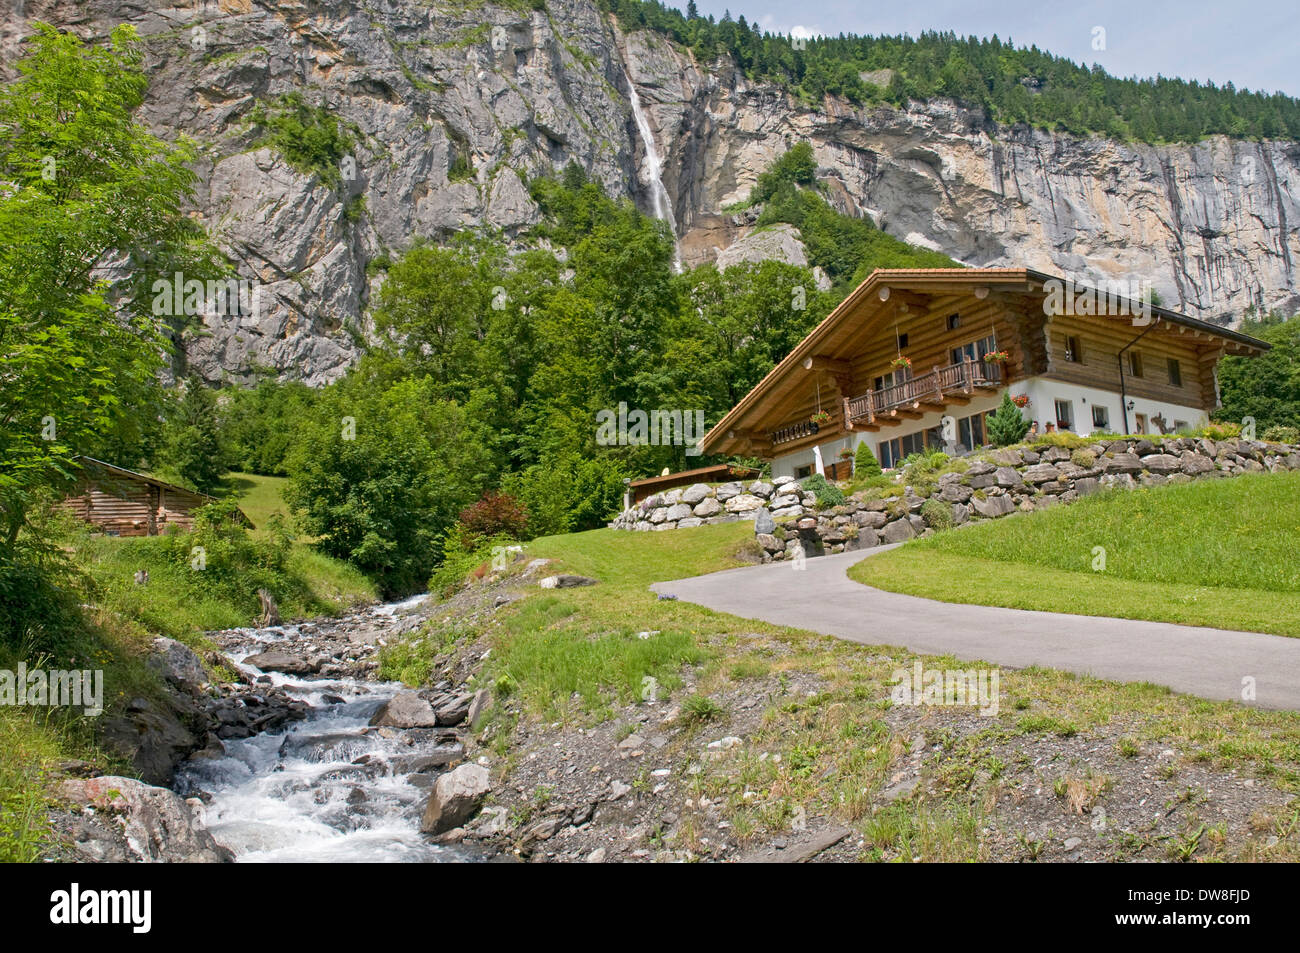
845, 357, 1003, 426
770, 419, 823, 446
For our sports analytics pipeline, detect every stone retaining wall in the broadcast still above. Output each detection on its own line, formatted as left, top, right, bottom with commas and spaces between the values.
610, 437, 1300, 563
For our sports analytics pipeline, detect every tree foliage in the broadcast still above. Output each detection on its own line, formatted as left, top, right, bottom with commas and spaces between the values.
1214, 311, 1300, 432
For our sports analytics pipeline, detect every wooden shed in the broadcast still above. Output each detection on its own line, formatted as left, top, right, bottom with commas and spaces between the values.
627, 464, 762, 506
57, 458, 252, 536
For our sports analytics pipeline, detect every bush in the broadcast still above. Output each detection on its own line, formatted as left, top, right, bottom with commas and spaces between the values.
249, 93, 354, 188
428, 531, 516, 599
1071, 449, 1097, 468
854, 442, 883, 479
1262, 424, 1299, 444
920, 498, 954, 531
1198, 421, 1242, 441
801, 473, 845, 507
458, 491, 528, 543
987, 392, 1031, 446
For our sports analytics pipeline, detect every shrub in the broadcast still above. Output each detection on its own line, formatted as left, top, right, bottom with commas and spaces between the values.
987, 391, 1031, 446
1262, 424, 1299, 444
249, 92, 354, 188
1070, 449, 1097, 468
854, 442, 882, 479
428, 531, 516, 599
920, 498, 954, 531
1199, 421, 1242, 441
801, 473, 845, 507
458, 491, 528, 543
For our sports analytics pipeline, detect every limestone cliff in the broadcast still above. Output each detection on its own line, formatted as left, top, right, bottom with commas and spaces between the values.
5, 0, 1298, 383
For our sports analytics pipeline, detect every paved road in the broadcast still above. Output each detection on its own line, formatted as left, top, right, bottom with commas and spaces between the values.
651, 546, 1300, 710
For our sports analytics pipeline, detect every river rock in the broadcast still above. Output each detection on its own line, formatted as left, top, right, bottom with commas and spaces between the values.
57, 776, 232, 863
147, 637, 209, 693
243, 650, 318, 675
420, 763, 492, 835
369, 692, 439, 728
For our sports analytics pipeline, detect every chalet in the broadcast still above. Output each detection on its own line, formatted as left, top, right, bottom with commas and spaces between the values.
700, 268, 1269, 477
56, 458, 251, 536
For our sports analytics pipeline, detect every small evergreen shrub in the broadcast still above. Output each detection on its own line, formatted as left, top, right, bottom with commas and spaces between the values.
854, 441, 882, 479
1262, 424, 1299, 444
801, 473, 845, 507
987, 392, 1031, 446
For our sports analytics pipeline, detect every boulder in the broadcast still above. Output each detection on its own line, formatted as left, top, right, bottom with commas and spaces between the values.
693, 497, 722, 517
148, 637, 208, 693
665, 503, 694, 522
1141, 453, 1181, 475
1179, 452, 1215, 475
755, 533, 783, 553
715, 482, 743, 501
748, 481, 775, 499
242, 650, 317, 675
880, 518, 916, 543
724, 493, 763, 513
1021, 463, 1061, 484
1104, 452, 1143, 474
434, 692, 475, 727
938, 482, 972, 503
58, 776, 232, 863
972, 494, 1016, 518
369, 692, 438, 728
420, 763, 492, 835
539, 574, 598, 589
676, 517, 703, 528
680, 483, 712, 505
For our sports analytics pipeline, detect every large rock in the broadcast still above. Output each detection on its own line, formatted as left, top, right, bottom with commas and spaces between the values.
1141, 453, 1182, 475
724, 493, 763, 513
1104, 452, 1144, 474
369, 692, 438, 728
880, 518, 916, 543
972, 494, 1016, 518
693, 497, 722, 517
420, 764, 492, 835
57, 776, 232, 863
753, 508, 776, 534
243, 651, 317, 675
680, 483, 712, 505
665, 502, 694, 521
148, 637, 208, 693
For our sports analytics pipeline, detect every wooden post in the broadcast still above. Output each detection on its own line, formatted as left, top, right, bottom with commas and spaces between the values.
963, 356, 973, 394
932, 365, 943, 404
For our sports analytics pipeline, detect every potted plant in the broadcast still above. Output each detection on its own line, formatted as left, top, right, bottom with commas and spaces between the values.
1011, 393, 1030, 408
838, 447, 854, 460
984, 350, 1010, 363
890, 355, 912, 370
809, 409, 831, 426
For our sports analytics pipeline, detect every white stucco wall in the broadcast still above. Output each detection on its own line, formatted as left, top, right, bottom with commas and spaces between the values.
769, 380, 1209, 477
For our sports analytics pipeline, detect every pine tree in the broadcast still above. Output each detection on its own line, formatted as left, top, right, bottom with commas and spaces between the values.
986, 391, 1031, 447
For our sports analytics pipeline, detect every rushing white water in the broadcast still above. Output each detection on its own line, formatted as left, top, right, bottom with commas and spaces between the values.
625, 72, 680, 269
174, 599, 471, 864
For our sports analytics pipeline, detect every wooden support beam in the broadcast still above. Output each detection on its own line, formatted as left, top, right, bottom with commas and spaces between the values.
802, 355, 852, 375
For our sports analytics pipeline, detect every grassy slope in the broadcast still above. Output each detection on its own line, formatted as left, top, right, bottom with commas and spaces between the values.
386, 519, 1300, 861
850, 472, 1300, 636
225, 472, 294, 535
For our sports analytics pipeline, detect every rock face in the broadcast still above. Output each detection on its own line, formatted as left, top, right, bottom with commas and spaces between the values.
6, 0, 1298, 384
420, 763, 492, 835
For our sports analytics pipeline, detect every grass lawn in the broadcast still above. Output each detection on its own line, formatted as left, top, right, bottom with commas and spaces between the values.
850, 472, 1300, 637
225, 472, 294, 534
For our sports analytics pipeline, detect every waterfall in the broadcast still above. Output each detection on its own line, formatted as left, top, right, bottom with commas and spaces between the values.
625, 72, 680, 269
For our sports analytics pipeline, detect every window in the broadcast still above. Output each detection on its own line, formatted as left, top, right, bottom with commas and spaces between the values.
1128, 351, 1144, 378
946, 313, 961, 331
951, 334, 997, 366
1092, 405, 1110, 429
897, 332, 909, 349
957, 412, 986, 451
1168, 358, 1182, 386
794, 464, 812, 480
878, 430, 929, 469
1174, 419, 1189, 432
1064, 336, 1082, 363
873, 366, 911, 391
1054, 399, 1074, 431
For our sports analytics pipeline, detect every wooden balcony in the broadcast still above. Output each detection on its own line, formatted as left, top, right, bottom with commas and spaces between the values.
844, 358, 1003, 430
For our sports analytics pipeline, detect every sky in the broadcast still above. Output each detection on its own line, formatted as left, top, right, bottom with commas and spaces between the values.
692, 0, 1300, 97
